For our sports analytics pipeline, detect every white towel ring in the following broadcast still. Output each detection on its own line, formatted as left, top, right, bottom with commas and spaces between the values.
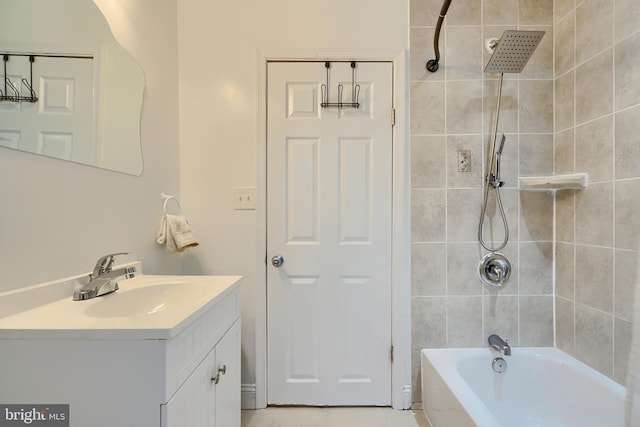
161, 192, 182, 215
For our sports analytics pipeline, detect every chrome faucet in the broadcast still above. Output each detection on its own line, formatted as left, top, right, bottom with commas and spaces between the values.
488, 334, 511, 356
73, 252, 136, 301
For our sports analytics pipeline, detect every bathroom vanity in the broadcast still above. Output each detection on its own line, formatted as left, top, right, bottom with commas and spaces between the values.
0, 267, 241, 427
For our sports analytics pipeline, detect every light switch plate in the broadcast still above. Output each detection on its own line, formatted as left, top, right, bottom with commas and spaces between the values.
232, 187, 256, 210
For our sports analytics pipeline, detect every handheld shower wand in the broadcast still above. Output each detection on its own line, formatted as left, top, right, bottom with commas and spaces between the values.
490, 134, 506, 188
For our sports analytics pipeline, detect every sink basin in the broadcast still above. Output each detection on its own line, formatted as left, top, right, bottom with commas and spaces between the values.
85, 281, 207, 318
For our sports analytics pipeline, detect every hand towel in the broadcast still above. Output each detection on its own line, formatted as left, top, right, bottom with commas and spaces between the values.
156, 214, 199, 253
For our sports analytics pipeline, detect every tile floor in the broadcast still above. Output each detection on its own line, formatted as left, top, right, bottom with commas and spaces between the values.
241, 407, 431, 427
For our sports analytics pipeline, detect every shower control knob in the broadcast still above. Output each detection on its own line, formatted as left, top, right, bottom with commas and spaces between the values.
271, 255, 284, 268
479, 253, 511, 289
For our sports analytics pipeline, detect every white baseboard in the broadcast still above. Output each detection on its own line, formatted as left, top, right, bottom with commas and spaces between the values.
241, 384, 257, 409
402, 385, 412, 409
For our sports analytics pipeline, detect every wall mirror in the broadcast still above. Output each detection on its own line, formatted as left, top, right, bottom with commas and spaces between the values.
0, 0, 144, 175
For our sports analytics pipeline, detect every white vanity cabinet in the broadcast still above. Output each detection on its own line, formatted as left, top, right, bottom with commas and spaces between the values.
0, 273, 241, 427
162, 319, 241, 427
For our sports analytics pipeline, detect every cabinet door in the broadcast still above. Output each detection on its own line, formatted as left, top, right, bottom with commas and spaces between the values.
162, 348, 215, 427
214, 320, 241, 427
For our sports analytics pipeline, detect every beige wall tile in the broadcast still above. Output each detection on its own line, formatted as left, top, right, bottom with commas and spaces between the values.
519, 242, 553, 294
446, 296, 483, 346
411, 81, 446, 134
575, 0, 613, 64
412, 135, 446, 188
556, 190, 575, 242
556, 242, 575, 299
519, 80, 554, 133
575, 115, 614, 183
575, 182, 614, 246
446, 243, 484, 295
446, 80, 483, 134
575, 305, 614, 377
410, 0, 445, 27
615, 0, 640, 42
483, 79, 519, 134
446, 0, 481, 25
556, 297, 576, 352
520, 296, 554, 346
615, 178, 640, 250
575, 49, 614, 124
520, 0, 553, 24
575, 245, 614, 313
412, 243, 447, 296
519, 134, 554, 176
411, 349, 423, 404
615, 105, 640, 179
554, 12, 575, 77
446, 189, 483, 241
412, 297, 447, 348
483, 295, 519, 345
411, 189, 446, 242
615, 31, 640, 111
614, 249, 637, 321
614, 318, 632, 383
555, 71, 574, 132
484, 0, 518, 25
519, 191, 554, 241
555, 0, 575, 22
555, 129, 575, 174
445, 26, 483, 80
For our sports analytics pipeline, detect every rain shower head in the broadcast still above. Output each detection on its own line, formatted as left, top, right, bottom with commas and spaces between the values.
484, 30, 545, 73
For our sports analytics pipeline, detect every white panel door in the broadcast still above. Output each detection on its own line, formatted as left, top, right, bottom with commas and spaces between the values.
0, 55, 94, 164
267, 61, 393, 406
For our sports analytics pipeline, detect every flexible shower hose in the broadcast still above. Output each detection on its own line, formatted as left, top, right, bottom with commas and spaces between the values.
478, 72, 509, 252
478, 181, 509, 252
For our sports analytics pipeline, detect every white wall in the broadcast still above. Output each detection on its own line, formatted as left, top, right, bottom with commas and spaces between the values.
176, 0, 409, 399
0, 0, 182, 291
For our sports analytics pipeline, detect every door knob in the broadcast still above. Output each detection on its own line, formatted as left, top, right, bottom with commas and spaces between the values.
271, 255, 284, 268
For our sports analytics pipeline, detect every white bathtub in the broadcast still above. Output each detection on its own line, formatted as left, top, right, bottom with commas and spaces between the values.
421, 347, 625, 427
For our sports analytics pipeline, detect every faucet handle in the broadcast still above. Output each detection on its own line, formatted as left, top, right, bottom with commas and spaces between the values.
92, 252, 130, 278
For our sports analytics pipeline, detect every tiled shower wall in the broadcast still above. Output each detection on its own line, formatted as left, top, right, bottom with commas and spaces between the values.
553, 0, 640, 383
410, 0, 555, 402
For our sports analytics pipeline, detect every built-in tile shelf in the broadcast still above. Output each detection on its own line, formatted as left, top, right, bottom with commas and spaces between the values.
518, 173, 588, 192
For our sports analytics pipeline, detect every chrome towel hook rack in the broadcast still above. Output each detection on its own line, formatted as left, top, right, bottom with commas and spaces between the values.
1, 54, 38, 103
320, 61, 360, 109
1, 53, 92, 103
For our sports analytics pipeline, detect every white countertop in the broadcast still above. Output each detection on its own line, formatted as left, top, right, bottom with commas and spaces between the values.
0, 268, 241, 340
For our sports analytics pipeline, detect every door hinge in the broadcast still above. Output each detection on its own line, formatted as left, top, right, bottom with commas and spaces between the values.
390, 345, 394, 363
391, 108, 396, 126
